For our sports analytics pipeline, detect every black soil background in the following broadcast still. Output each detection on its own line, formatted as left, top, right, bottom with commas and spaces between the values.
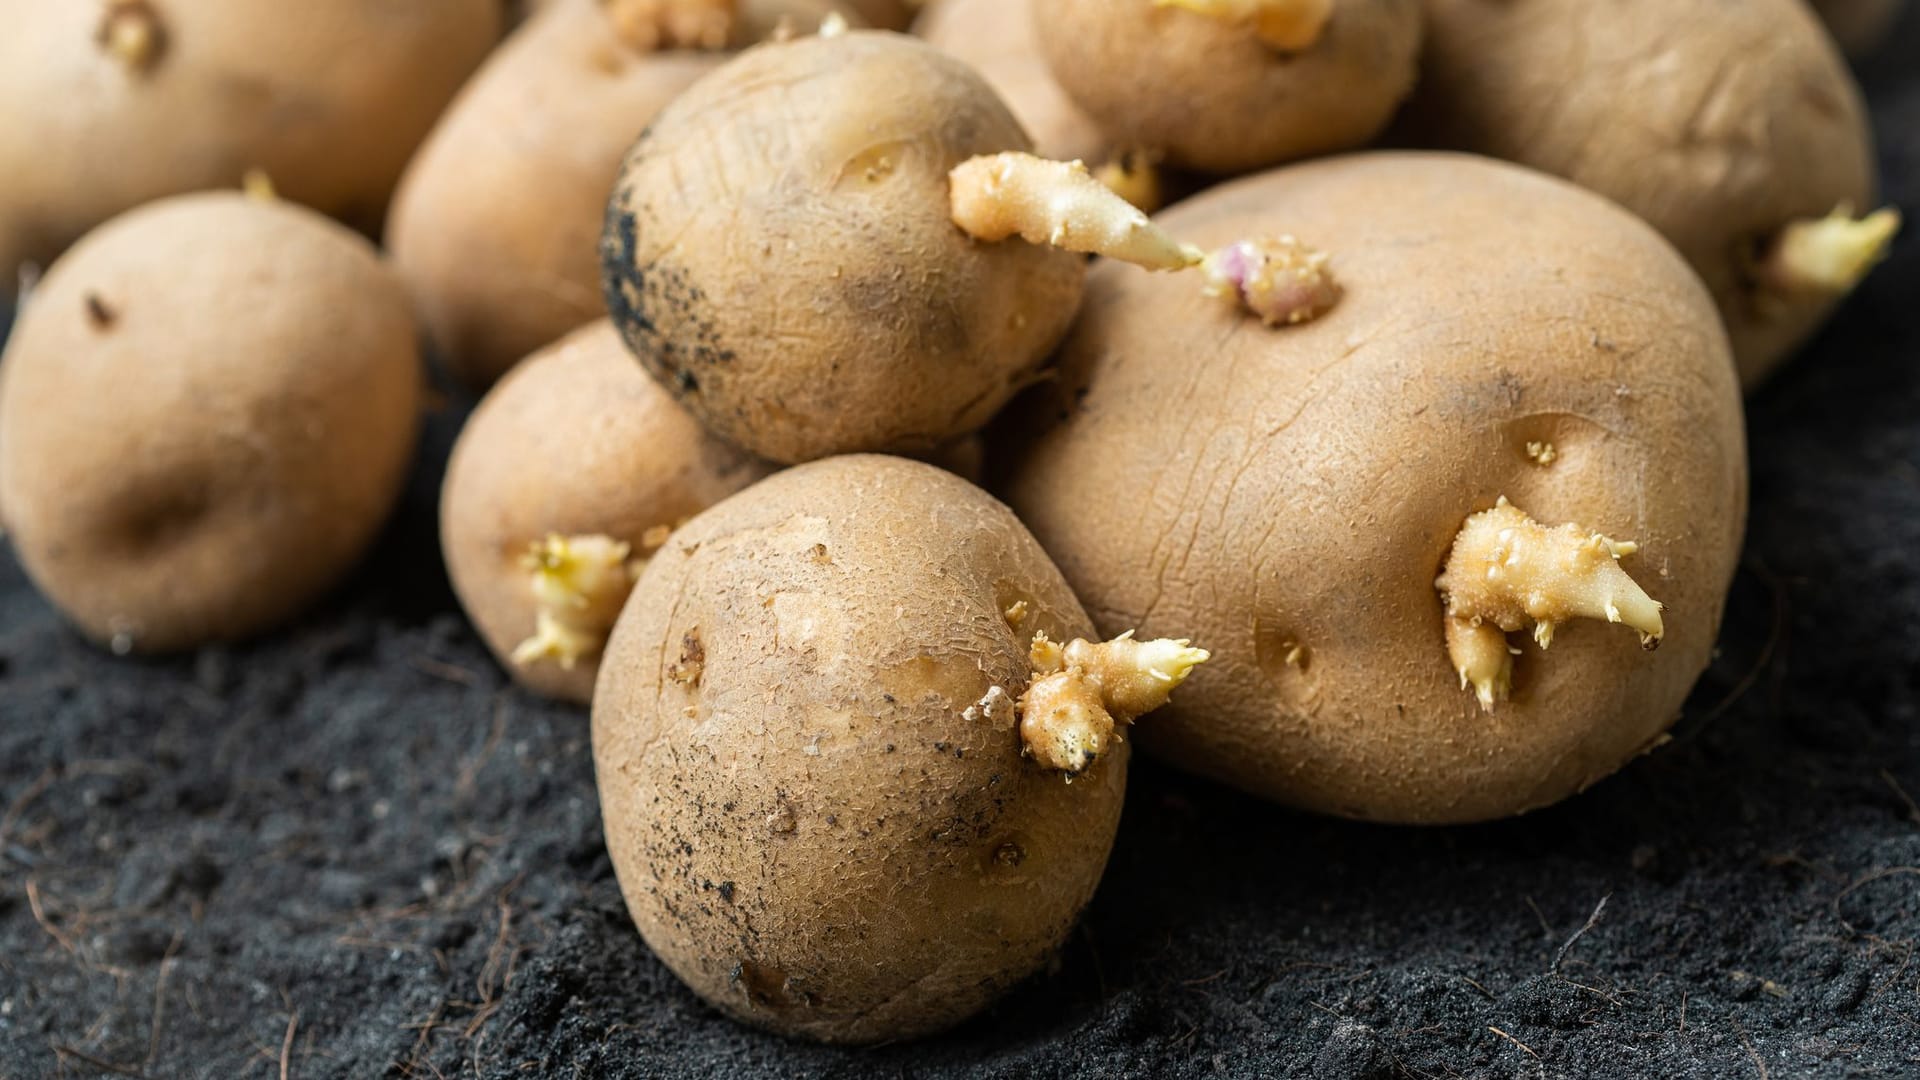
4, 32, 1920, 1080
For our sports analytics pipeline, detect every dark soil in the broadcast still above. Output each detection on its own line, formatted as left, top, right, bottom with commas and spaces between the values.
4, 32, 1920, 1080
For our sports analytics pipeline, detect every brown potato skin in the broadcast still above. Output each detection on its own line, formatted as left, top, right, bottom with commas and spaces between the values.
440, 320, 769, 703
391, 0, 859, 390
1032, 0, 1422, 175
916, 0, 1107, 165
601, 31, 1085, 465
594, 455, 1125, 1043
1407, 0, 1877, 388
1004, 153, 1747, 825
389, 1, 727, 390
0, 0, 500, 284
0, 193, 421, 653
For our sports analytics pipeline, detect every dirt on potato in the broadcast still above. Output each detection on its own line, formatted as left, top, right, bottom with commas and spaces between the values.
2, 19, 1919, 1077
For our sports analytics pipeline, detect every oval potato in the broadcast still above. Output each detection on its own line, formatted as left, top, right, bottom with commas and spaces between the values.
1005, 152, 1747, 824
0, 0, 500, 281
0, 192, 422, 653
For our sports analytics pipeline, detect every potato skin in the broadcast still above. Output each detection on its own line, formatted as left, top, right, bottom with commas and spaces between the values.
916, 0, 1107, 165
594, 455, 1125, 1043
1408, 0, 1876, 387
0, 0, 499, 283
601, 31, 1085, 464
440, 319, 768, 703
391, 0, 858, 390
0, 193, 421, 653
1032, 0, 1422, 174
389, 1, 726, 390
1004, 153, 1747, 825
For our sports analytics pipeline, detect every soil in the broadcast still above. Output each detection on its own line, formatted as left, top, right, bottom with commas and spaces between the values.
4, 27, 1919, 1080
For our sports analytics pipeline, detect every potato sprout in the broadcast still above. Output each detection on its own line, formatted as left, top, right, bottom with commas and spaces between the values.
601, 0, 737, 50
1435, 498, 1664, 711
950, 151, 1340, 325
512, 534, 640, 670
1759, 205, 1902, 296
1018, 630, 1210, 774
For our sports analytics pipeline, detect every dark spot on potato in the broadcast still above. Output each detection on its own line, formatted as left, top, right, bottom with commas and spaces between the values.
83, 292, 117, 329
718, 881, 735, 903
669, 629, 705, 687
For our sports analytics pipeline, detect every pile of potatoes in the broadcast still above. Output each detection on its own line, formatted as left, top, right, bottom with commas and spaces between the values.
0, 0, 1906, 1047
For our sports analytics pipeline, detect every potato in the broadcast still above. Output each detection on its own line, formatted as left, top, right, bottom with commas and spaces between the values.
1030, 0, 1423, 175
1812, 0, 1907, 56
1004, 152, 1748, 825
441, 319, 768, 703
0, 0, 500, 284
391, 0, 858, 390
601, 30, 1085, 464
916, 0, 1106, 166
0, 192, 421, 653
594, 455, 1204, 1041
1408, 0, 1891, 387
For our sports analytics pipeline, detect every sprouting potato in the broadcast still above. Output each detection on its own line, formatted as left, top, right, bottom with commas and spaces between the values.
593, 455, 1205, 1041
1004, 152, 1748, 824
0, 0, 500, 285
1030, 0, 1424, 174
440, 319, 770, 703
1407, 0, 1901, 386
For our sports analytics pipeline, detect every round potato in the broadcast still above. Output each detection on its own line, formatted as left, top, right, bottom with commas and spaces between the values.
1031, 0, 1423, 174
441, 319, 769, 703
916, 0, 1106, 166
600, 30, 1085, 464
0, 0, 500, 284
594, 456, 1132, 1042
0, 192, 422, 653
390, 0, 858, 390
1408, 0, 1883, 387
1004, 152, 1748, 824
